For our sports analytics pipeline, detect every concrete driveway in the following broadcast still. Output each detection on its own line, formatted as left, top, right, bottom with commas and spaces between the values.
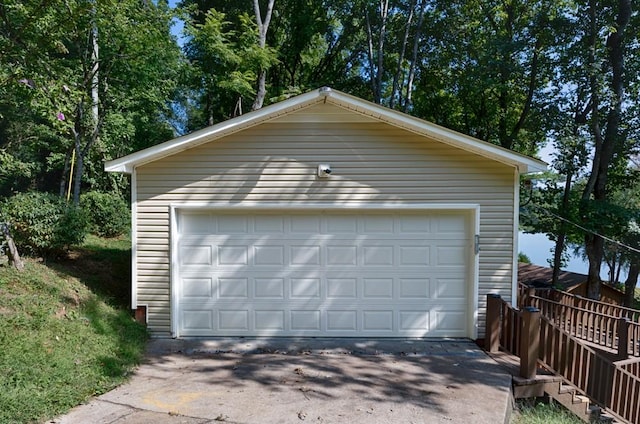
53, 339, 513, 424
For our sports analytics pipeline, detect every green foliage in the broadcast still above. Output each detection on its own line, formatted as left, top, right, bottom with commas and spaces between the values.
81, 191, 130, 238
0, 236, 146, 423
0, 150, 37, 196
1, 192, 88, 256
518, 252, 532, 264
0, 0, 182, 199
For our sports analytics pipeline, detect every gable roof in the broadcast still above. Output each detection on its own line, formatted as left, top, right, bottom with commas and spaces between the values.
105, 87, 547, 174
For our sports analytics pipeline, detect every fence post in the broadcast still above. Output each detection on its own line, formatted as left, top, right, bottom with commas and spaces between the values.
485, 294, 502, 353
520, 306, 541, 379
617, 317, 630, 360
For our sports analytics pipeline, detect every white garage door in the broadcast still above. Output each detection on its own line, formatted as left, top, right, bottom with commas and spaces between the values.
175, 210, 471, 337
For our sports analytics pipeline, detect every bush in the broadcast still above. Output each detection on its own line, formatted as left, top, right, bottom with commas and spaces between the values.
1, 192, 89, 256
80, 191, 130, 238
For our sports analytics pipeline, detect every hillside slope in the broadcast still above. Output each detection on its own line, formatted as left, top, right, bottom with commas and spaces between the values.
0, 236, 146, 423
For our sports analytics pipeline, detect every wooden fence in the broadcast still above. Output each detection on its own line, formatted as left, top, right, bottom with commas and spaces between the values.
486, 294, 640, 424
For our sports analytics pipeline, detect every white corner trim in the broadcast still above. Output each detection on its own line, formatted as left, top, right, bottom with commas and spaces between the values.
170, 206, 179, 338
511, 168, 520, 305
130, 169, 138, 310
471, 205, 481, 340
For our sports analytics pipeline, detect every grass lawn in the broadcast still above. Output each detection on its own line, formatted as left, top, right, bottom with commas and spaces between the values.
511, 400, 584, 424
0, 235, 147, 423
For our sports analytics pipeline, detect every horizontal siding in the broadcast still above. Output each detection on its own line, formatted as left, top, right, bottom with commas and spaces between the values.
135, 119, 516, 338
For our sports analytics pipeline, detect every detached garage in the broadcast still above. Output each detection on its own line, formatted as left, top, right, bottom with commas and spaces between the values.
105, 87, 545, 339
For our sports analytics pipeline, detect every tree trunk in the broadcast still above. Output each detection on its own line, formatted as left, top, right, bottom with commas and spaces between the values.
251, 0, 275, 111
581, 0, 631, 299
2, 223, 24, 271
553, 167, 575, 285
624, 262, 639, 307
72, 137, 83, 205
404, 0, 427, 112
389, 0, 414, 109
364, 0, 389, 104
59, 145, 73, 198
552, 233, 566, 286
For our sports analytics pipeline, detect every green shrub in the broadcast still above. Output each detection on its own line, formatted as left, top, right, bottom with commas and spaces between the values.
81, 191, 130, 238
1, 192, 88, 256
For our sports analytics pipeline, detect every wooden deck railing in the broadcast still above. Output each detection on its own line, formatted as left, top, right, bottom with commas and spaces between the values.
519, 284, 640, 357
486, 293, 640, 424
518, 283, 640, 322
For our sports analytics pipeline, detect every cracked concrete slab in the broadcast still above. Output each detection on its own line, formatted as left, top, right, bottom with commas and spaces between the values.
52, 339, 512, 424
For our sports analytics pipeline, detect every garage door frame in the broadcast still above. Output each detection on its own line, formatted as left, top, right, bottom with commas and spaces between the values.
169, 203, 480, 339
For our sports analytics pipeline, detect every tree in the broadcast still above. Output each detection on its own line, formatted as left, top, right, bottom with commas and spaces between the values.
407, 0, 563, 154
0, 0, 182, 201
579, 0, 634, 299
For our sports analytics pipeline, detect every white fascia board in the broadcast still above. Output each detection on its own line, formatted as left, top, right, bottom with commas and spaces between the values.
104, 90, 324, 174
325, 91, 547, 174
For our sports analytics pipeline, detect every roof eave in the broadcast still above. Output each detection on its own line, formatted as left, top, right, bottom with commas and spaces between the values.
104, 87, 547, 175
104, 89, 325, 174
324, 90, 547, 174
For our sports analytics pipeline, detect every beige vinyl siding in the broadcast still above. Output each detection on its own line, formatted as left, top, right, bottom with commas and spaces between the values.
135, 118, 515, 337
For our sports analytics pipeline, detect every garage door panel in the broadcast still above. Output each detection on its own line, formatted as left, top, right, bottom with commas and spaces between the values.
327, 310, 358, 331
327, 246, 357, 265
179, 274, 463, 301
255, 216, 285, 233
399, 278, 430, 298
291, 245, 321, 265
255, 310, 285, 330
362, 310, 394, 331
179, 303, 467, 336
176, 210, 471, 337
363, 246, 394, 266
182, 310, 213, 331
363, 278, 394, 299
181, 278, 213, 299
326, 216, 357, 232
218, 246, 248, 265
291, 278, 321, 298
255, 278, 284, 298
180, 246, 212, 265
217, 215, 248, 233
180, 213, 212, 234
291, 310, 321, 330
254, 245, 285, 265
400, 311, 429, 331
218, 278, 249, 299
399, 246, 430, 265
219, 310, 249, 331
435, 278, 466, 299
436, 246, 467, 265
432, 309, 467, 333
327, 278, 357, 298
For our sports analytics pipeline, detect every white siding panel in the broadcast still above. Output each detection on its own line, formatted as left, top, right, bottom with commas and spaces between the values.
136, 121, 515, 337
